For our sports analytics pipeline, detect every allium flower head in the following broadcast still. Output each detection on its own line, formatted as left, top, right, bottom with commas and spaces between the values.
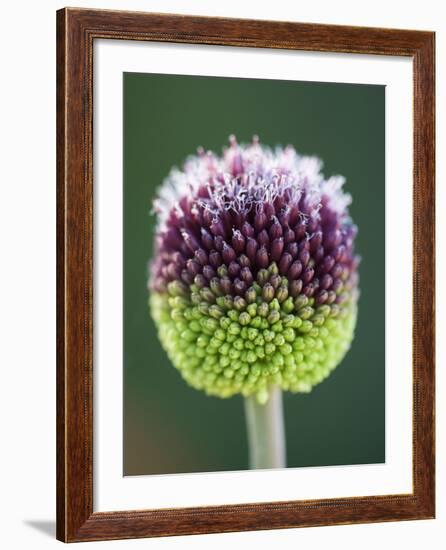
149, 136, 360, 403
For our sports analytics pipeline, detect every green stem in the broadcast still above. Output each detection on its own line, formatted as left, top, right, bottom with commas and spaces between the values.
244, 386, 286, 469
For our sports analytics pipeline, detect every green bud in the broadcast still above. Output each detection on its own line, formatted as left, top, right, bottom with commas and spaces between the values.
167, 280, 188, 296
294, 295, 309, 310
274, 334, 285, 346
265, 343, 276, 355
299, 306, 314, 320
209, 305, 224, 318
282, 297, 295, 313
318, 304, 331, 317
170, 309, 184, 322
239, 312, 251, 326
267, 310, 281, 324
262, 283, 275, 302
202, 317, 219, 332
300, 320, 313, 333
234, 296, 247, 311
247, 303, 257, 317
233, 338, 244, 350
276, 286, 288, 303
268, 262, 279, 275
214, 328, 226, 341
247, 328, 258, 341
251, 316, 262, 328
257, 269, 269, 285
210, 278, 223, 296
245, 287, 257, 303
200, 287, 215, 303
197, 302, 209, 316
228, 310, 239, 321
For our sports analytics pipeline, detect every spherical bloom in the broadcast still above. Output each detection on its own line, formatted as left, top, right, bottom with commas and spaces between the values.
149, 136, 360, 403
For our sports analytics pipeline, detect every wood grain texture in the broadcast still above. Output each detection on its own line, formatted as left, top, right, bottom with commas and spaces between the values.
56, 7, 435, 542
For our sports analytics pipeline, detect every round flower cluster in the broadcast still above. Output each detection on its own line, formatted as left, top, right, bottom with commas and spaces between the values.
149, 136, 360, 403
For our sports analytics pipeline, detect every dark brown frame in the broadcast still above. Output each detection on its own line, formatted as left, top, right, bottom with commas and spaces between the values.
57, 7, 435, 542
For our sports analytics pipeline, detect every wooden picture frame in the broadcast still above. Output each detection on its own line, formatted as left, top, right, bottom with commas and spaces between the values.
56, 7, 435, 542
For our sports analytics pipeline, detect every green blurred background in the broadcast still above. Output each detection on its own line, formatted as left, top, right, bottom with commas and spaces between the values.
123, 73, 385, 476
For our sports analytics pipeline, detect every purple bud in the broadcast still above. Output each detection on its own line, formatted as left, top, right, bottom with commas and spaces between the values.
288, 260, 303, 279
210, 218, 226, 238
186, 258, 201, 276
302, 283, 316, 297
194, 248, 208, 266
289, 279, 303, 297
269, 217, 283, 240
166, 263, 180, 280
240, 266, 254, 285
302, 267, 315, 284
278, 207, 290, 227
271, 238, 284, 262
331, 263, 343, 278
256, 246, 269, 268
254, 209, 268, 232
283, 228, 295, 244
228, 261, 240, 277
202, 265, 216, 280
299, 249, 310, 266
313, 245, 325, 263
194, 274, 207, 288
222, 243, 236, 264
322, 255, 335, 273
332, 278, 344, 293
231, 230, 245, 254
320, 273, 333, 290
200, 228, 214, 250
181, 269, 193, 285
164, 228, 182, 249
288, 206, 300, 226
299, 239, 310, 252
181, 230, 199, 253
241, 222, 255, 238
286, 242, 299, 258
220, 277, 232, 294
233, 278, 246, 296
263, 202, 275, 219
279, 253, 293, 275
333, 244, 346, 262
294, 222, 306, 240
257, 229, 270, 247
209, 250, 222, 268
246, 238, 258, 263
213, 235, 224, 252
310, 231, 323, 251
316, 290, 328, 305
307, 218, 318, 234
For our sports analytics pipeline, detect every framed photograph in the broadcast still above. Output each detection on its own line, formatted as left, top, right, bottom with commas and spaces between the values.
56, 7, 435, 542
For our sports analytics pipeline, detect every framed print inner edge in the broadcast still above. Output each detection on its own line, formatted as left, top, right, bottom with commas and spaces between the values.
56, 7, 435, 542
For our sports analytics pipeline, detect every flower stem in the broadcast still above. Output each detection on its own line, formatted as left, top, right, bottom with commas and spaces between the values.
244, 386, 286, 469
